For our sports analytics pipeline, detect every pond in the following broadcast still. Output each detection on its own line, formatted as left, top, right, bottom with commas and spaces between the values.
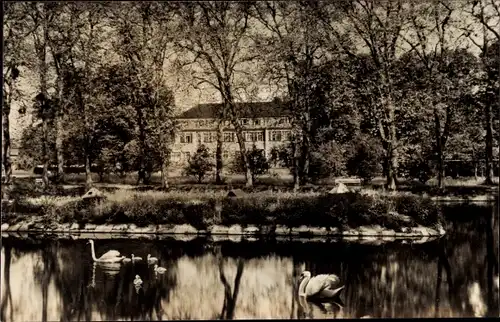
1, 202, 498, 320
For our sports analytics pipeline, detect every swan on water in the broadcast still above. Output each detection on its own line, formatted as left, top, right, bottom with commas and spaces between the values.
131, 254, 142, 262
154, 264, 167, 274
147, 254, 158, 265
133, 275, 143, 287
87, 240, 123, 263
298, 271, 345, 300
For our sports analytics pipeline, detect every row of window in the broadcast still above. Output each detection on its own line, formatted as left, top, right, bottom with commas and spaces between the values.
179, 131, 292, 144
180, 117, 291, 128
171, 149, 265, 162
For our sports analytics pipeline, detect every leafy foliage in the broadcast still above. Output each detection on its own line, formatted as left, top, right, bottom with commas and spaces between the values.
230, 145, 270, 182
184, 145, 214, 183
346, 135, 384, 185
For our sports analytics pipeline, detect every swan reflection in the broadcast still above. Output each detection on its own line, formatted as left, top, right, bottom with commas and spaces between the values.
298, 295, 344, 319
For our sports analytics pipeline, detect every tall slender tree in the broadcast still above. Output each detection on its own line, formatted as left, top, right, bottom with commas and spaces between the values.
2, 2, 34, 191
461, 0, 500, 185
251, 1, 335, 190
108, 2, 176, 186
28, 2, 58, 189
174, 1, 256, 187
319, 0, 412, 191
401, 0, 479, 189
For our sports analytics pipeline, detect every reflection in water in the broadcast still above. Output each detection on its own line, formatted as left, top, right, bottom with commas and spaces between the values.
1, 203, 499, 320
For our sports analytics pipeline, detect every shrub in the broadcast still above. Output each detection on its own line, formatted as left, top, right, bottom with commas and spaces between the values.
346, 135, 384, 185
308, 141, 347, 182
184, 145, 214, 183
229, 145, 270, 182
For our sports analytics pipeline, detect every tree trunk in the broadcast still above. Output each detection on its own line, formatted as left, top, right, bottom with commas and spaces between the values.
233, 128, 253, 188
84, 150, 92, 190
215, 120, 223, 184
230, 110, 252, 187
293, 137, 301, 192
384, 98, 398, 191
386, 146, 397, 191
2, 105, 12, 190
55, 114, 65, 183
437, 145, 445, 190
42, 117, 50, 189
300, 133, 311, 185
160, 154, 169, 189
137, 108, 147, 185
54, 63, 65, 183
484, 103, 494, 185
34, 4, 51, 191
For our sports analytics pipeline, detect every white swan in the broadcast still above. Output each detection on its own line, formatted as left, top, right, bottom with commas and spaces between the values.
298, 271, 345, 300
131, 254, 142, 262
87, 240, 123, 263
154, 264, 167, 274
147, 254, 158, 265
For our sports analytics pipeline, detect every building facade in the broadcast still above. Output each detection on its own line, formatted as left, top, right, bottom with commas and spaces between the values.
170, 101, 294, 168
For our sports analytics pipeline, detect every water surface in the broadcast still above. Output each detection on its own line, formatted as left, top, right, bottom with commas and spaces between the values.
1, 203, 498, 320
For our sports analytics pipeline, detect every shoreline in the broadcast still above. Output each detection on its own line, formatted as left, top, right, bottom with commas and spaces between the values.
0, 220, 445, 241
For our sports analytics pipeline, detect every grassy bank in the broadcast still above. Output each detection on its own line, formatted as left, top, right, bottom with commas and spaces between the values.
3, 189, 444, 232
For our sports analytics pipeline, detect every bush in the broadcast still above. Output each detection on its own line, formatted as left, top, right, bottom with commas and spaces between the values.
229, 145, 270, 182
12, 189, 443, 232
184, 145, 214, 183
400, 148, 435, 184
308, 141, 347, 182
346, 135, 384, 185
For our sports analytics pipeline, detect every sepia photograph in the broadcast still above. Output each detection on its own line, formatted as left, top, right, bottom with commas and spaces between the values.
1, 0, 499, 320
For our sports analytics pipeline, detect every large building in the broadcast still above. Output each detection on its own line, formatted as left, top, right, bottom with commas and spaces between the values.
170, 100, 294, 168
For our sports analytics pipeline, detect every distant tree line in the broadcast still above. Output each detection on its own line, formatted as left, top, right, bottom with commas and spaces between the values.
2, 0, 499, 192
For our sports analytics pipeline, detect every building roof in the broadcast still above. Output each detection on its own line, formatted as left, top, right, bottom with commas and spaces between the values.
177, 100, 292, 119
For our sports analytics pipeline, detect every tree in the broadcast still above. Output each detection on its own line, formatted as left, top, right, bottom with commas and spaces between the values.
174, 1, 256, 187
28, 2, 60, 189
45, 3, 83, 183
400, 1, 480, 189
346, 135, 384, 185
2, 2, 34, 189
184, 145, 214, 183
19, 123, 57, 170
251, 1, 339, 189
230, 145, 270, 183
461, 0, 500, 184
108, 2, 176, 187
319, 0, 413, 191
308, 140, 347, 182
62, 2, 109, 190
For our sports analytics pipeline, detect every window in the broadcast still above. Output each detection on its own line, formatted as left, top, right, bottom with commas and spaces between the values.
254, 119, 261, 126
223, 151, 229, 159
234, 151, 241, 160
203, 132, 215, 143
242, 119, 249, 125
270, 131, 282, 142
246, 131, 263, 142
223, 132, 235, 142
180, 133, 192, 144
183, 152, 191, 160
